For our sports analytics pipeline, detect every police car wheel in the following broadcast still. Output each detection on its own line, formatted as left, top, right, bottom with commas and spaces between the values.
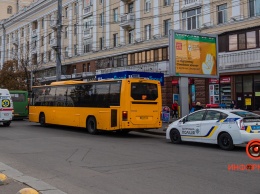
170, 129, 182, 144
218, 133, 234, 150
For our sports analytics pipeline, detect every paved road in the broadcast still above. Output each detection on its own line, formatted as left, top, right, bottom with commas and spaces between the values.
0, 120, 259, 194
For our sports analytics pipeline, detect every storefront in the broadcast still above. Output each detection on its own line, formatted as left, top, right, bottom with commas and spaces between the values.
235, 74, 260, 111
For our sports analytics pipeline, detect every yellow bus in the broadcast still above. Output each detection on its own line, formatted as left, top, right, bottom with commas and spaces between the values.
29, 78, 162, 134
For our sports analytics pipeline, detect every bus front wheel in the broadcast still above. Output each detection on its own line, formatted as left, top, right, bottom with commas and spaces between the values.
39, 113, 46, 127
87, 117, 98, 135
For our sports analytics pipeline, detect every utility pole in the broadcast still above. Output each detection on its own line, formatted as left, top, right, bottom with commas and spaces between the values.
56, 0, 62, 81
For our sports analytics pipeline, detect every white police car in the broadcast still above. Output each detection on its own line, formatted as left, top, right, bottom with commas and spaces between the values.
166, 109, 260, 150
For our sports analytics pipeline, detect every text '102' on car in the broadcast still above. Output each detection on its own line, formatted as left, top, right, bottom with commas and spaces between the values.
166, 109, 260, 150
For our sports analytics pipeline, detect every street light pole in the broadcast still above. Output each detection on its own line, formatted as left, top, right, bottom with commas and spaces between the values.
56, 0, 62, 81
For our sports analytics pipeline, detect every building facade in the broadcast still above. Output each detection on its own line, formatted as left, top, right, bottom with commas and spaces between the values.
0, 0, 34, 20
0, 0, 260, 110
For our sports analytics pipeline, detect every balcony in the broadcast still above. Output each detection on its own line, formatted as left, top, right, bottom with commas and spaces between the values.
50, 17, 57, 29
12, 37, 19, 46
50, 38, 57, 49
83, 6, 93, 17
219, 48, 260, 72
83, 28, 92, 39
119, 13, 135, 29
181, 0, 202, 10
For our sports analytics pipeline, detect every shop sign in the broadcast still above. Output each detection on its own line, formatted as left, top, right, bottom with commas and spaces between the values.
209, 78, 219, 84
220, 76, 231, 84
172, 78, 194, 85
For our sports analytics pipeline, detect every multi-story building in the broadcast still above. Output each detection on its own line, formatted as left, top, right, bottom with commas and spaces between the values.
0, 0, 34, 20
0, 0, 259, 111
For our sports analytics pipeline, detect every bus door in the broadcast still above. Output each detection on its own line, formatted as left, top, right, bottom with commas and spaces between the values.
129, 82, 160, 125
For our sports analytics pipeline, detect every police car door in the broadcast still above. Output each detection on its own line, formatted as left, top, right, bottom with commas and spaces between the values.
200, 110, 225, 143
180, 110, 206, 142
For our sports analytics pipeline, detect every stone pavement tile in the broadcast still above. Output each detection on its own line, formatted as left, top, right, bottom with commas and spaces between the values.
0, 178, 29, 194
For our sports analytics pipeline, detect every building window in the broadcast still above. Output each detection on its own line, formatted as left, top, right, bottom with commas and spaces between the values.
129, 3, 134, 13
217, 4, 227, 24
21, 29, 24, 37
238, 34, 246, 50
87, 63, 90, 72
65, 27, 68, 38
83, 64, 86, 72
49, 34, 52, 44
74, 3, 78, 15
145, 24, 151, 40
162, 47, 168, 60
7, 6, 12, 14
83, 41, 92, 53
247, 31, 256, 48
113, 33, 118, 47
100, 37, 103, 50
182, 8, 201, 30
65, 7, 68, 18
42, 18, 44, 28
41, 36, 44, 46
249, 0, 260, 17
48, 51, 51, 61
164, 19, 170, 36
154, 49, 159, 61
0, 38, 2, 46
74, 44, 78, 55
113, 8, 118, 22
229, 34, 237, 51
164, 0, 171, 6
74, 24, 77, 34
100, 13, 104, 26
41, 53, 44, 62
65, 47, 69, 57
129, 30, 134, 44
145, 0, 151, 13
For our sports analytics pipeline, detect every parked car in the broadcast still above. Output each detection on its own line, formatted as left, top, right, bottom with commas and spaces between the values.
166, 109, 260, 150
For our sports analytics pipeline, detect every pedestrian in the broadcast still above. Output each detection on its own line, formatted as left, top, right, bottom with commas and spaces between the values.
172, 101, 178, 118
230, 100, 236, 109
194, 102, 203, 111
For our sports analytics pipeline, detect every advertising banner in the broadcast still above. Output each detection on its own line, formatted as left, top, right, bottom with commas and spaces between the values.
169, 30, 218, 78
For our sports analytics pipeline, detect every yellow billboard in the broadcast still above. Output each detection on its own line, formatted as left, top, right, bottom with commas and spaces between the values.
174, 33, 217, 76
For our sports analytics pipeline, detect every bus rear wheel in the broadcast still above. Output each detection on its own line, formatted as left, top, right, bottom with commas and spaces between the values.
3, 121, 11, 127
39, 113, 46, 127
87, 117, 98, 135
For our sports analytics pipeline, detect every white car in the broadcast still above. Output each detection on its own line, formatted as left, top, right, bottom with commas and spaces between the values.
166, 109, 260, 150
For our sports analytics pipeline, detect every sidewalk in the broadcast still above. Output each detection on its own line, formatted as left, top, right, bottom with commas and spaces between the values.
0, 162, 67, 194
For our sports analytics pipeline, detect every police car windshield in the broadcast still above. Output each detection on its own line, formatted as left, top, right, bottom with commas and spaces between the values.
231, 111, 260, 118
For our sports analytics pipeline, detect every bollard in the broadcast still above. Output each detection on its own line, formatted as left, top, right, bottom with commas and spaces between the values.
0, 173, 7, 185
17, 188, 39, 194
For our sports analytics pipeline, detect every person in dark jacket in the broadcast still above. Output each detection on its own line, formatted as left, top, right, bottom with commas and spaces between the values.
230, 100, 236, 109
194, 102, 203, 111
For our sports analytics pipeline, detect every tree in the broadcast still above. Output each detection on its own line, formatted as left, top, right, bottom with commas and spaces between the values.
0, 46, 44, 91
0, 60, 27, 90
